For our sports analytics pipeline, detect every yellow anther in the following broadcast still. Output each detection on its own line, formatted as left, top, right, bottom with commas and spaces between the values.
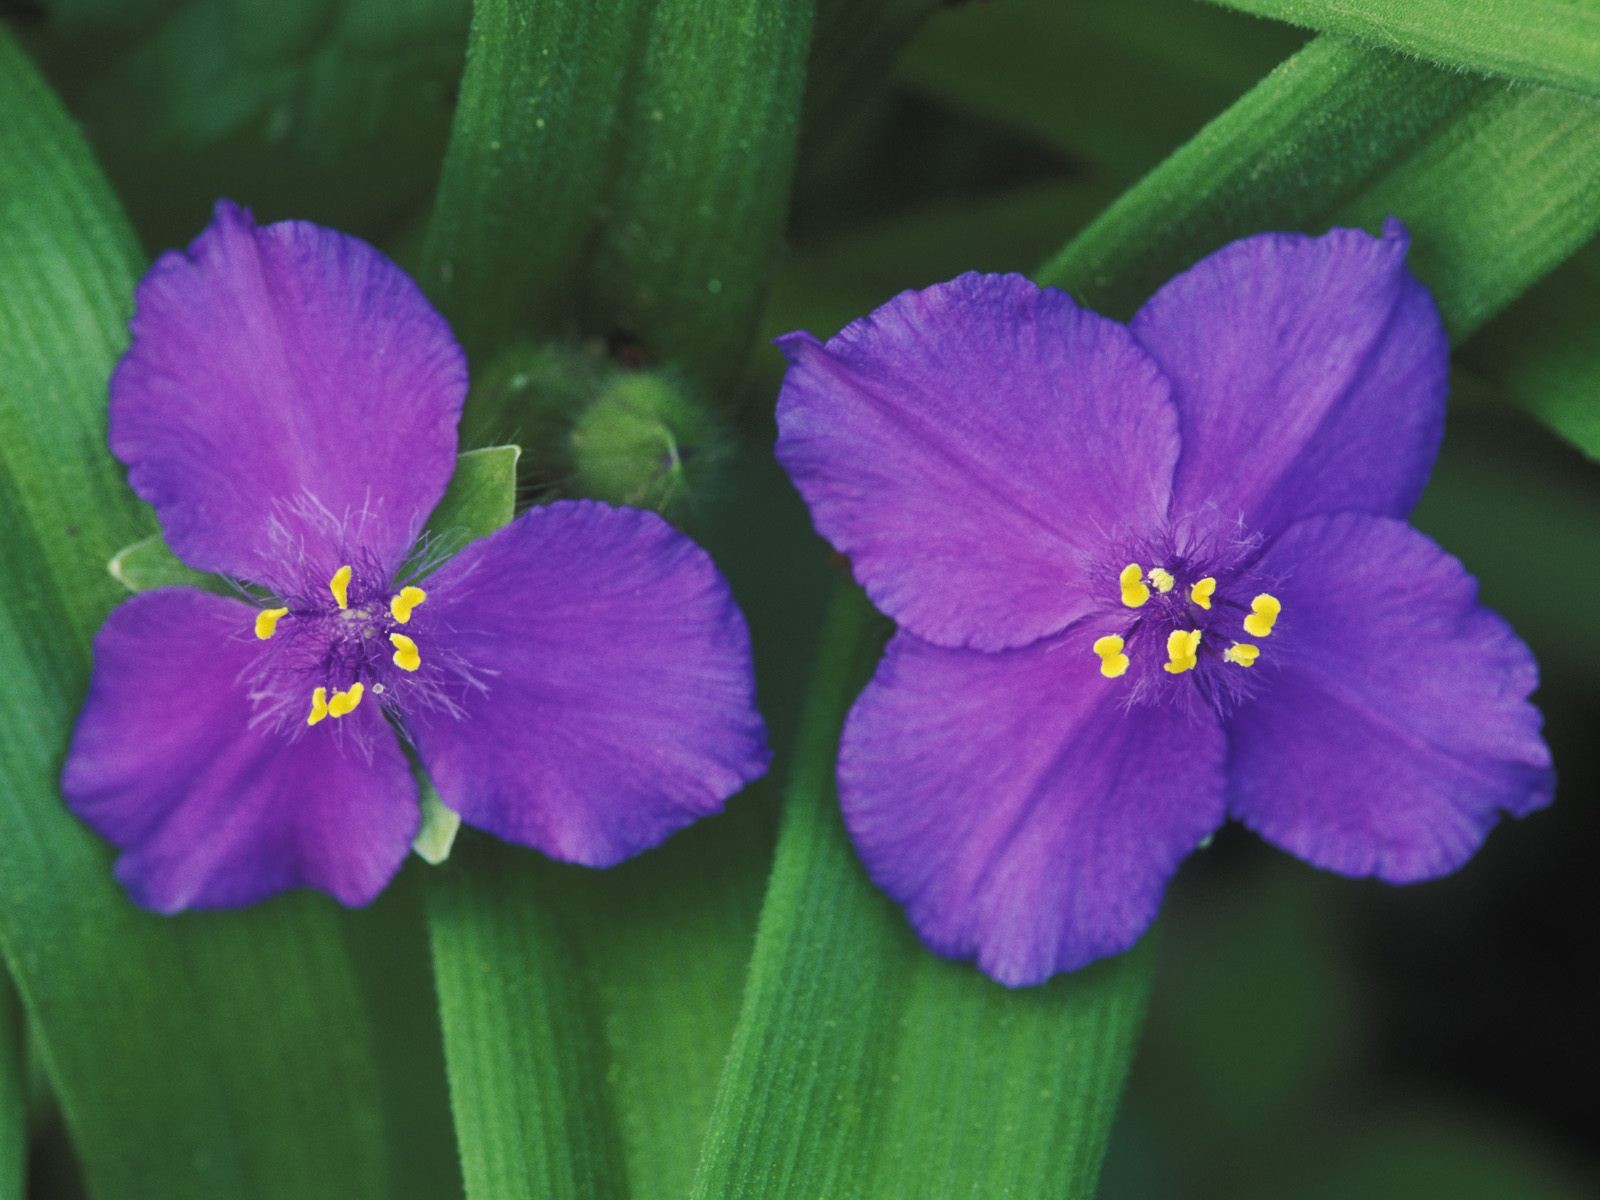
306, 687, 329, 727
329, 565, 352, 610
1190, 577, 1216, 610
254, 607, 289, 640
1092, 634, 1130, 679
390, 632, 421, 673
1119, 563, 1151, 608
1147, 567, 1175, 594
1223, 642, 1260, 667
1163, 628, 1202, 675
328, 681, 365, 719
389, 585, 427, 624
1243, 593, 1281, 638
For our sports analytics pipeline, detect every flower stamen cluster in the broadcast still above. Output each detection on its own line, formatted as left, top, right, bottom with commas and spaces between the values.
251, 562, 430, 727
1102, 560, 1278, 683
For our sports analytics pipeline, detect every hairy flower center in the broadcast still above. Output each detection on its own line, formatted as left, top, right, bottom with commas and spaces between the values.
251, 564, 429, 728
1091, 549, 1282, 713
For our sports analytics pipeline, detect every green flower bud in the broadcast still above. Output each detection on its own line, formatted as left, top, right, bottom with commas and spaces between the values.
570, 371, 721, 514
467, 342, 724, 517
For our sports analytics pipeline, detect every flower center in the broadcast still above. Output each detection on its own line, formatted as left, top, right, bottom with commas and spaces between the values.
250, 563, 429, 728
1090, 548, 1282, 712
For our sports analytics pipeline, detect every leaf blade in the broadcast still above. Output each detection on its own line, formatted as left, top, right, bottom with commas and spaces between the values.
0, 31, 391, 1200
420, 0, 651, 365
588, 0, 815, 389
1203, 0, 1600, 100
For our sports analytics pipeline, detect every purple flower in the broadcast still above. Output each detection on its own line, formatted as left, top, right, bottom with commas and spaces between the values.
63, 201, 768, 913
776, 220, 1554, 986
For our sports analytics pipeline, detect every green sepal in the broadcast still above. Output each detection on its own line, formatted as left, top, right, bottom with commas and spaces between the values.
413, 783, 463, 867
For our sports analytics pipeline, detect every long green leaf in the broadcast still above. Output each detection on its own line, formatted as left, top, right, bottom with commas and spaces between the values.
1039, 38, 1600, 332
427, 848, 630, 1200
1038, 36, 1483, 312
0, 32, 389, 1200
1203, 0, 1600, 100
691, 589, 1155, 1199
1337, 87, 1600, 337
589, 0, 814, 391
420, 0, 650, 366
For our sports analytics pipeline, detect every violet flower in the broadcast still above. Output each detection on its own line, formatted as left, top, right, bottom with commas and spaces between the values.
776, 221, 1553, 986
63, 202, 768, 912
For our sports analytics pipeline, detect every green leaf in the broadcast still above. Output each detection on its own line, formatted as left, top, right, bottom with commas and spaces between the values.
587, 0, 814, 390
420, 0, 651, 363
0, 31, 390, 1200
1459, 242, 1600, 461
1335, 84, 1600, 338
427, 850, 633, 1200
689, 588, 1155, 1199
25, 0, 470, 249
0, 986, 22, 1200
1037, 36, 1483, 313
1038, 37, 1600, 337
1202, 0, 1600, 100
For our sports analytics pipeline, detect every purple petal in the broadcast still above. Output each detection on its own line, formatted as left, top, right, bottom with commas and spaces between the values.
1131, 219, 1446, 539
406, 501, 769, 866
110, 201, 467, 592
840, 631, 1227, 986
776, 272, 1178, 652
1225, 512, 1553, 882
62, 589, 420, 912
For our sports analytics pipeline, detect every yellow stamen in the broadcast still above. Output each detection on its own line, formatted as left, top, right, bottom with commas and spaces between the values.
389, 585, 427, 624
254, 607, 289, 640
1147, 567, 1175, 594
1243, 593, 1281, 638
306, 687, 329, 727
329, 565, 353, 610
1163, 628, 1202, 675
390, 632, 421, 673
1189, 577, 1216, 610
1092, 634, 1130, 679
1223, 642, 1260, 667
1119, 563, 1151, 608
328, 681, 365, 718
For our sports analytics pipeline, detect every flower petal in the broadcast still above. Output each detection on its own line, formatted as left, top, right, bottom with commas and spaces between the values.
63, 589, 419, 912
840, 631, 1226, 986
776, 272, 1178, 652
1225, 512, 1553, 882
110, 201, 467, 592
1131, 219, 1447, 538
406, 501, 769, 866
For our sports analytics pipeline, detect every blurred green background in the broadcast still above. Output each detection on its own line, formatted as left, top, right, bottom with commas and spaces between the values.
3, 0, 1596, 1196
